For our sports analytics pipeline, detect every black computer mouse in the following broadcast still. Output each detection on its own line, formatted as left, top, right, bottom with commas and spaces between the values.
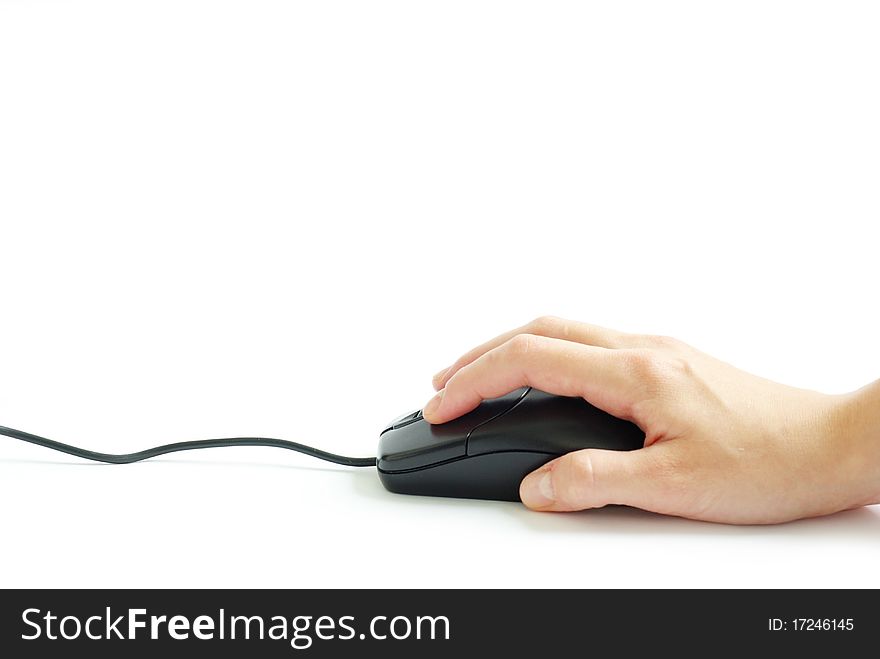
377, 387, 645, 501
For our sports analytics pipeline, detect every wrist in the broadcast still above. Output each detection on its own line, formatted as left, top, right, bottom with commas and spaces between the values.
834, 379, 880, 506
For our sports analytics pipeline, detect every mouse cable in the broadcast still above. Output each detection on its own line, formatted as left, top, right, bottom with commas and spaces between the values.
0, 425, 377, 468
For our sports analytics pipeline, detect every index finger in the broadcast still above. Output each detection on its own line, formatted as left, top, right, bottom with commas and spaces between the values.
423, 333, 643, 424
432, 316, 627, 391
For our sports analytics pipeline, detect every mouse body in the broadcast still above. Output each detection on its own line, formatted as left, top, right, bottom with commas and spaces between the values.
377, 387, 645, 502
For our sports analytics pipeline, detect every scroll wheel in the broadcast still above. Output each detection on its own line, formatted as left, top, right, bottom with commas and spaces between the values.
392, 410, 423, 429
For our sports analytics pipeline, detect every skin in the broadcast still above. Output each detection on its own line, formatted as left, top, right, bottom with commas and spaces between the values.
421, 316, 880, 524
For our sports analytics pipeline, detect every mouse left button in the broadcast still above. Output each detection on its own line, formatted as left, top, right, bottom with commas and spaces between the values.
377, 420, 467, 472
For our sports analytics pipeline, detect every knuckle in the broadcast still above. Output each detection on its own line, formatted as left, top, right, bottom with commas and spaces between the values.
631, 333, 684, 351
649, 334, 683, 350
662, 354, 694, 382
505, 333, 541, 358
623, 349, 663, 381
553, 452, 596, 507
624, 349, 692, 386
528, 315, 564, 336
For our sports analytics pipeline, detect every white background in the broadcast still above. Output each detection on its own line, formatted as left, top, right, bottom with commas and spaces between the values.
1, 1, 878, 589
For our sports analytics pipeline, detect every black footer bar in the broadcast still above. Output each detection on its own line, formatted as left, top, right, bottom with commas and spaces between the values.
1, 589, 875, 656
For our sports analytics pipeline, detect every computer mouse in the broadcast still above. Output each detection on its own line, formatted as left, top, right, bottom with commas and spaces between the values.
377, 386, 645, 501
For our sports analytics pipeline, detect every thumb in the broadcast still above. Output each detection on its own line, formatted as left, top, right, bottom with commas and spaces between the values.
519, 445, 679, 513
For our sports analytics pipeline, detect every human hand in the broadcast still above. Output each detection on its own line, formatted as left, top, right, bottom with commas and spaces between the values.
422, 317, 880, 524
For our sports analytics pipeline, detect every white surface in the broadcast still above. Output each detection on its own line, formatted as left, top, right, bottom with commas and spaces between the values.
1, 1, 878, 589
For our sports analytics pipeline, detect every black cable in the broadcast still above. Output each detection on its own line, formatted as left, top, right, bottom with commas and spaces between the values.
0, 425, 377, 468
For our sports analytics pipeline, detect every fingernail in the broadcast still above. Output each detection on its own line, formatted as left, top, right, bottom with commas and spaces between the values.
431, 367, 450, 389
521, 470, 555, 508
422, 389, 445, 420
